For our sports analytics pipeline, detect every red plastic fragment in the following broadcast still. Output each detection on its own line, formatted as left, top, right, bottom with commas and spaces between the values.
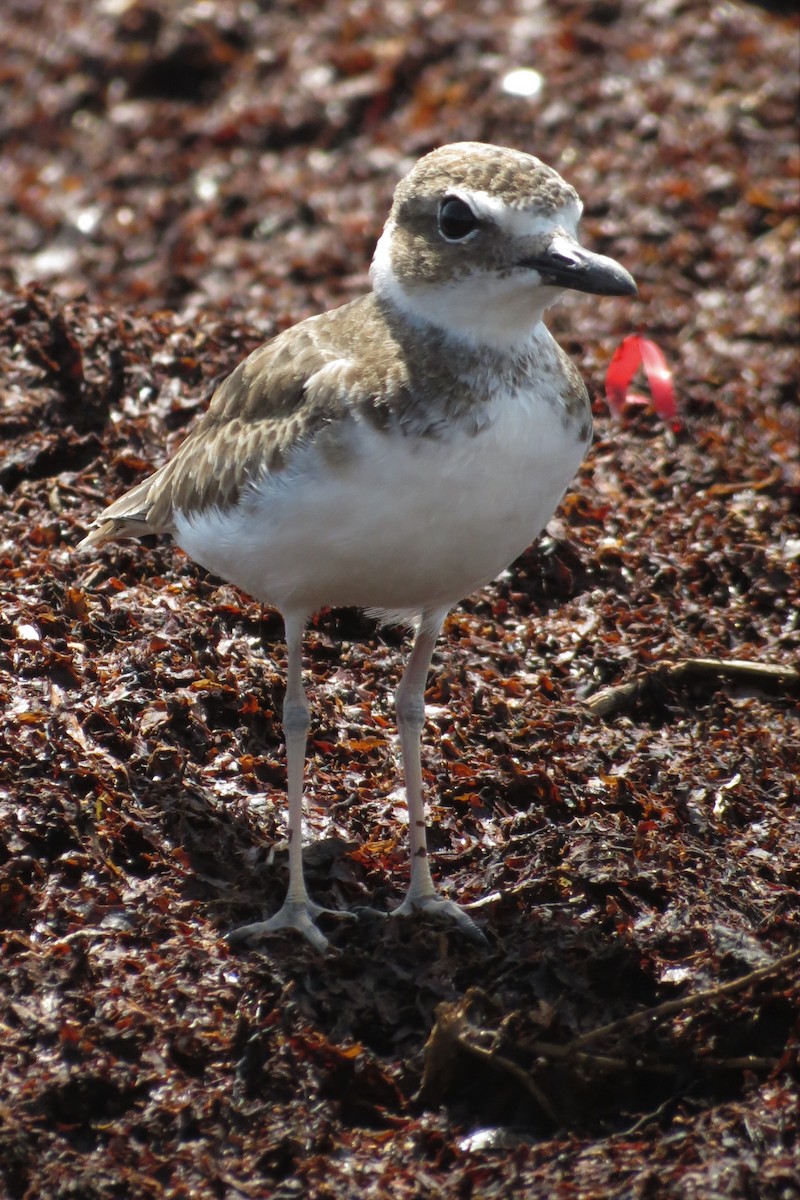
605, 335, 680, 429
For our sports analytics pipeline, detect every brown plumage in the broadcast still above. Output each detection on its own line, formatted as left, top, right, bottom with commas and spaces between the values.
79, 143, 635, 951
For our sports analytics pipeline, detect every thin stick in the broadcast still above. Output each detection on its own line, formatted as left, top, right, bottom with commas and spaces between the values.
563, 947, 800, 1052
586, 657, 800, 718
453, 1032, 561, 1124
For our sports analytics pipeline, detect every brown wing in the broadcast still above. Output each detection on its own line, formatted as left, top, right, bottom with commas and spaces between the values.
78, 296, 384, 547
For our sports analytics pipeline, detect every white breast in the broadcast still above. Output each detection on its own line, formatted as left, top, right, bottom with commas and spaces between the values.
174, 355, 589, 619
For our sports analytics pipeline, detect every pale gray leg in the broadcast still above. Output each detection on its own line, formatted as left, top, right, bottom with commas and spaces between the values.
391, 607, 487, 944
229, 610, 350, 952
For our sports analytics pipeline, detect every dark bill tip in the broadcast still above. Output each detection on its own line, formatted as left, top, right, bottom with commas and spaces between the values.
521, 236, 637, 298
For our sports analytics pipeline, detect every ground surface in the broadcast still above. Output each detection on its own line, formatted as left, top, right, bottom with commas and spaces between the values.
1, 1, 798, 1197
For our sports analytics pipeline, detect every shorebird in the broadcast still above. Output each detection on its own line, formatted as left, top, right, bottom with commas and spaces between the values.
79, 142, 636, 950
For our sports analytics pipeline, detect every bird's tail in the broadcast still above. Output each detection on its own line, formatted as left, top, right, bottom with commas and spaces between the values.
76, 515, 155, 549
76, 467, 172, 549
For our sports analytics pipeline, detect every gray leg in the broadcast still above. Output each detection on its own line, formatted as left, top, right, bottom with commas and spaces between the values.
391, 607, 487, 943
229, 610, 349, 952
282, 610, 313, 909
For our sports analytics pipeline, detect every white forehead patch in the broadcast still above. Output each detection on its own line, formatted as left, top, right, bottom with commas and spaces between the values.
457, 190, 583, 239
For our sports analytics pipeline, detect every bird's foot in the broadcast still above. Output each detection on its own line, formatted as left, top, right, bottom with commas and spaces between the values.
390, 892, 489, 946
228, 898, 355, 953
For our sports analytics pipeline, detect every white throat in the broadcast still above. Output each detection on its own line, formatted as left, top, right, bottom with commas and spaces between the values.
370, 222, 563, 353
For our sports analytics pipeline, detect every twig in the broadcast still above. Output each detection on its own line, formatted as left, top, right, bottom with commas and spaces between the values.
421, 954, 798, 1129
420, 997, 561, 1124
525, 1040, 673, 1076
701, 1055, 780, 1071
563, 946, 800, 1052
453, 1032, 562, 1125
619, 1095, 677, 1136
586, 657, 800, 718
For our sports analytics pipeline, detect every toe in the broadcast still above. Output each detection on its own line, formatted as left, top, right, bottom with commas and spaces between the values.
228, 900, 332, 953
391, 893, 489, 946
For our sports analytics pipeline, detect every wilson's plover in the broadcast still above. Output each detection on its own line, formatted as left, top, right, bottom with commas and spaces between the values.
79, 142, 636, 950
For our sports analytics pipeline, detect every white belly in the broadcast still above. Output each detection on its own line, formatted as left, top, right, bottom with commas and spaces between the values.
173, 385, 589, 619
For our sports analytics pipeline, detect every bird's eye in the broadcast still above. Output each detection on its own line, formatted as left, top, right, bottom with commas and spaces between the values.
438, 196, 479, 242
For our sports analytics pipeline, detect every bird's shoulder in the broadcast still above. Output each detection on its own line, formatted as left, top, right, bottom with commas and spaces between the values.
146, 294, 412, 524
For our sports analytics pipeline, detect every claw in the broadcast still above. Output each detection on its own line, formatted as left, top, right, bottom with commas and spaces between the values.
228, 899, 355, 953
390, 893, 489, 946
